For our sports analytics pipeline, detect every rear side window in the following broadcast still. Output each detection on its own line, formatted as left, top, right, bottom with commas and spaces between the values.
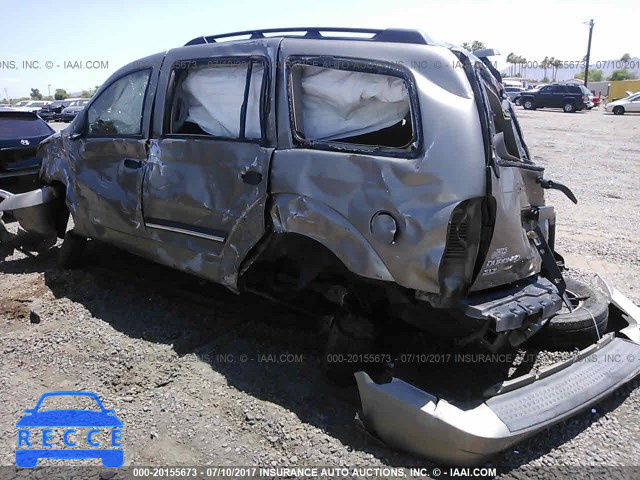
0, 116, 53, 139
166, 58, 267, 141
87, 69, 151, 136
288, 59, 416, 153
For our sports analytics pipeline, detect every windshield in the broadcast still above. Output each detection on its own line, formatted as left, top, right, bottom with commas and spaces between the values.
580, 86, 592, 95
0, 116, 53, 139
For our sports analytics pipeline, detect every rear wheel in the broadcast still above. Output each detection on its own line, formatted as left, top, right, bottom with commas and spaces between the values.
323, 310, 378, 385
563, 102, 576, 113
523, 98, 535, 110
532, 278, 608, 349
613, 106, 625, 115
57, 230, 87, 269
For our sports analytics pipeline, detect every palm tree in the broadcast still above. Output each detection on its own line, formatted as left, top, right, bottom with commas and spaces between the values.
506, 53, 515, 77
552, 58, 562, 81
541, 56, 550, 81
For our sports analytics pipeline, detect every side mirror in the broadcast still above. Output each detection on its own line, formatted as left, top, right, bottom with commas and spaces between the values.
69, 111, 89, 140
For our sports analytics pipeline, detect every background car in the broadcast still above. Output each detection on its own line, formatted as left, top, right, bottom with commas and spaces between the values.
60, 99, 91, 122
0, 110, 54, 192
605, 92, 640, 115
38, 99, 73, 121
12, 100, 51, 113
519, 84, 591, 112
504, 86, 525, 105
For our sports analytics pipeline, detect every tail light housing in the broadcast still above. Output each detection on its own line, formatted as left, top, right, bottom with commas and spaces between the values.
438, 198, 485, 302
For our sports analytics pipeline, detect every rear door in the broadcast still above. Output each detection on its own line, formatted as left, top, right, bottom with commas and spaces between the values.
537, 86, 554, 107
143, 42, 276, 285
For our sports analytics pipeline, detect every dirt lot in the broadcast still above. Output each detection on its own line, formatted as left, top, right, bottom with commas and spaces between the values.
1, 109, 639, 477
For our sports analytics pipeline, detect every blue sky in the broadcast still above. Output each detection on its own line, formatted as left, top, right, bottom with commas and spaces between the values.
1, 0, 637, 99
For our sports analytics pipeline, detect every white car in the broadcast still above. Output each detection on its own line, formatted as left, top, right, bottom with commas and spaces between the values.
605, 92, 640, 115
12, 100, 51, 113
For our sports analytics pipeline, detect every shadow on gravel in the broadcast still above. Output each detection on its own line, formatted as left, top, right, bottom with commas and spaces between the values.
1, 239, 638, 471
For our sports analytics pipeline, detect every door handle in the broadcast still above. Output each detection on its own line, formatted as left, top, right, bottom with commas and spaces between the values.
241, 170, 263, 185
123, 158, 143, 169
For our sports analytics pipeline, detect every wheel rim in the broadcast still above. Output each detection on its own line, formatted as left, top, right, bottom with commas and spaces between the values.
557, 289, 585, 315
565, 104, 572, 112
525, 101, 532, 109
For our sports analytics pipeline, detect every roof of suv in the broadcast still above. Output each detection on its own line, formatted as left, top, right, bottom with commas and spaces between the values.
185, 27, 436, 47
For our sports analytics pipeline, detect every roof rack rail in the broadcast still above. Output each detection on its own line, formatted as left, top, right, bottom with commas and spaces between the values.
185, 27, 432, 47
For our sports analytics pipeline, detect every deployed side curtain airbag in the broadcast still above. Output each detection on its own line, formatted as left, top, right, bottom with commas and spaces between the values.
295, 65, 410, 141
181, 63, 264, 138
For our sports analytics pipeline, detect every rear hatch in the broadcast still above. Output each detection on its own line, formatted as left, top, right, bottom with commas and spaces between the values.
455, 53, 551, 293
0, 112, 54, 179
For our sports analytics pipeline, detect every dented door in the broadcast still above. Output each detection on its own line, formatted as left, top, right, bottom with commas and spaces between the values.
143, 43, 276, 284
69, 61, 161, 240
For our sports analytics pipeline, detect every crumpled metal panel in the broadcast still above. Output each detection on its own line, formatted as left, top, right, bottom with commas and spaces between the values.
470, 166, 544, 291
273, 41, 488, 293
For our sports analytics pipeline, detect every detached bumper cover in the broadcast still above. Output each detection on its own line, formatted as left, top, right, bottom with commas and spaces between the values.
0, 186, 62, 236
356, 279, 640, 465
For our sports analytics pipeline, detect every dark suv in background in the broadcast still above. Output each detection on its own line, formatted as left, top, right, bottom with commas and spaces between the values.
520, 84, 593, 112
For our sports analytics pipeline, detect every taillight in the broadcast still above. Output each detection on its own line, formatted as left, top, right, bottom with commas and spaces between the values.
438, 198, 484, 302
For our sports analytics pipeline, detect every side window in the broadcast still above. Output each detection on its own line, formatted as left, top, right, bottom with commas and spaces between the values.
540, 86, 551, 93
288, 60, 415, 151
167, 58, 266, 141
87, 69, 150, 136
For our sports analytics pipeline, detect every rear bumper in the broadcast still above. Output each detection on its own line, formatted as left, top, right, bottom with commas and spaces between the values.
356, 279, 640, 465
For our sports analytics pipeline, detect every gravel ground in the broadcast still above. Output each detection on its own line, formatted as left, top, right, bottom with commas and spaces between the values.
1, 109, 639, 478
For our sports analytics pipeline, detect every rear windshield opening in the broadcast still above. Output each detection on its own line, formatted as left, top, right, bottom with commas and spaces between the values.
289, 63, 414, 149
0, 116, 53, 139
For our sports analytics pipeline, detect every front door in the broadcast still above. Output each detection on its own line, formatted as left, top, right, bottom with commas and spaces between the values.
142, 44, 275, 285
69, 63, 160, 239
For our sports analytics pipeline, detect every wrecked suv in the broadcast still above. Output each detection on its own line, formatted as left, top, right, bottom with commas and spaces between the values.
2, 27, 640, 465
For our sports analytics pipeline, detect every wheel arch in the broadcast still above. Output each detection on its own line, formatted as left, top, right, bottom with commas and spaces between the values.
266, 194, 394, 283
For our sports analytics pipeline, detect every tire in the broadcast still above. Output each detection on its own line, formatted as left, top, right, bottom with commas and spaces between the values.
57, 230, 87, 269
522, 98, 535, 110
514, 97, 522, 106
533, 278, 609, 349
613, 106, 625, 115
563, 102, 575, 113
323, 311, 377, 385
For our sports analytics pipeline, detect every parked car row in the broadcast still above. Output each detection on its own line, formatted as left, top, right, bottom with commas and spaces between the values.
1, 98, 91, 122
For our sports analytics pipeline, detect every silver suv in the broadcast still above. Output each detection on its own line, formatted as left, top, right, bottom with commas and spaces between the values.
2, 27, 640, 465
